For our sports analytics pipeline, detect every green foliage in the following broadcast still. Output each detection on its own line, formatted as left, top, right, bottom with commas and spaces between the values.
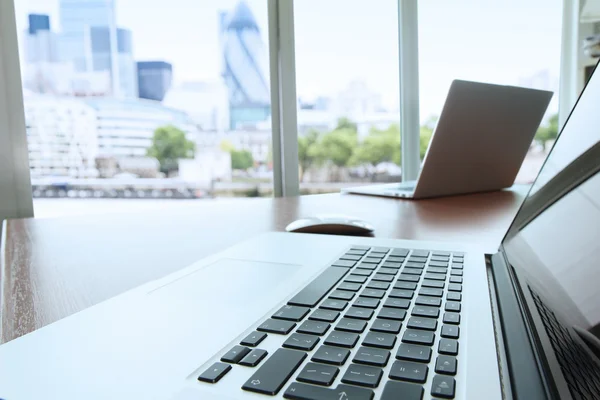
298, 129, 320, 181
535, 114, 559, 150
220, 139, 235, 152
351, 124, 401, 166
147, 125, 195, 174
312, 128, 358, 167
231, 149, 254, 170
335, 117, 358, 132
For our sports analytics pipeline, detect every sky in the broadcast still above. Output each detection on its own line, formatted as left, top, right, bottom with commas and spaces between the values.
15, 0, 563, 121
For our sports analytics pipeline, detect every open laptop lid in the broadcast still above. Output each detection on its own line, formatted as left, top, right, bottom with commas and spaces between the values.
497, 61, 600, 396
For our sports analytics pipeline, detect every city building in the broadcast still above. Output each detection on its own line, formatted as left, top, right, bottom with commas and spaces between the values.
219, 1, 271, 129
23, 13, 60, 94
84, 97, 200, 158
89, 27, 138, 98
23, 91, 99, 178
137, 61, 173, 101
28, 14, 50, 35
163, 81, 229, 132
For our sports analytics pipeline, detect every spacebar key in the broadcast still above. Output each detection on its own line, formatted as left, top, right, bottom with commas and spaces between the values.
242, 348, 307, 395
284, 382, 374, 399
288, 267, 349, 307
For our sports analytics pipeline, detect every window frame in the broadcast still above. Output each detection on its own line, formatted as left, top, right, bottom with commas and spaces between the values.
0, 0, 34, 220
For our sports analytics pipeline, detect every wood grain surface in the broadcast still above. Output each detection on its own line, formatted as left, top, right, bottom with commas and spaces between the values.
1, 189, 526, 343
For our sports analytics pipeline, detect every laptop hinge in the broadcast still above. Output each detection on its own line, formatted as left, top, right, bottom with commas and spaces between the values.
489, 251, 551, 400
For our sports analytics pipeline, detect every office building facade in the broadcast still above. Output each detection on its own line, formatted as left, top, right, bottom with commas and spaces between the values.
137, 61, 173, 101
219, 1, 271, 129
28, 14, 50, 35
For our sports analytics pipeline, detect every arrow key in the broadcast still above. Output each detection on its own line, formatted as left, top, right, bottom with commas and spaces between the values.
431, 375, 456, 398
239, 349, 268, 367
220, 345, 251, 363
284, 382, 374, 400
197, 362, 232, 383
435, 355, 457, 375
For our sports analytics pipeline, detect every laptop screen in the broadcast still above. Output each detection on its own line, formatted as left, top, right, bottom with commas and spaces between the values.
502, 61, 600, 335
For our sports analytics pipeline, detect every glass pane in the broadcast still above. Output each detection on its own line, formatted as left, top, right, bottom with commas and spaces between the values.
418, 0, 563, 184
14, 0, 273, 218
294, 0, 401, 194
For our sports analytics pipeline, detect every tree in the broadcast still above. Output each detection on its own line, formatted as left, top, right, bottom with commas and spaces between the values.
147, 125, 195, 175
231, 149, 254, 170
335, 117, 358, 132
535, 114, 559, 151
351, 124, 401, 166
312, 128, 358, 168
297, 129, 320, 181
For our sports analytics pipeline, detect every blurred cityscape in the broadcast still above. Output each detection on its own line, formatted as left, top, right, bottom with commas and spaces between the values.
20, 0, 558, 200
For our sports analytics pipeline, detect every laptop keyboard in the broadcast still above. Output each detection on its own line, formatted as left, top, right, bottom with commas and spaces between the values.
198, 246, 465, 399
530, 288, 600, 400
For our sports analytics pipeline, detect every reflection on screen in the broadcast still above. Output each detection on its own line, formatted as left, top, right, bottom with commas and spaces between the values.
503, 62, 600, 332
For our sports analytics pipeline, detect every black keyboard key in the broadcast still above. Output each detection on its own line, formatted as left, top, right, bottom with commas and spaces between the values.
366, 281, 390, 290
451, 263, 463, 270
421, 279, 445, 289
354, 297, 380, 309
353, 346, 391, 367
448, 283, 462, 292
389, 360, 428, 383
311, 345, 350, 366
445, 301, 461, 312
362, 257, 381, 264
221, 345, 251, 363
450, 269, 463, 276
239, 349, 268, 367
381, 380, 424, 400
309, 309, 340, 323
352, 269, 373, 277
402, 329, 435, 346
346, 249, 367, 256
338, 282, 362, 291
378, 308, 406, 321
429, 261, 449, 267
387, 255, 405, 262
433, 251, 451, 257
424, 273, 446, 281
419, 287, 443, 297
288, 267, 349, 307
332, 260, 356, 268
431, 375, 456, 398
443, 312, 461, 325
382, 261, 403, 269
284, 382, 374, 400
372, 274, 395, 282
441, 325, 460, 339
415, 296, 442, 307
273, 305, 311, 322
198, 362, 232, 383
397, 274, 420, 283
378, 268, 398, 276
372, 247, 390, 253
411, 305, 439, 318
351, 245, 371, 251
450, 276, 463, 284
391, 248, 410, 257
447, 292, 462, 301
411, 250, 430, 257
297, 362, 339, 386
341, 364, 383, 388
297, 320, 331, 336
324, 331, 360, 348
396, 343, 432, 362
435, 355, 457, 375
336, 318, 368, 333
383, 298, 411, 309
356, 262, 378, 270
428, 266, 448, 274
361, 288, 386, 299
371, 318, 402, 334
395, 281, 418, 290
242, 348, 306, 395
258, 319, 296, 334
363, 331, 397, 349
407, 316, 438, 331
241, 331, 267, 347
283, 333, 320, 351
389, 289, 414, 299
345, 275, 368, 284
346, 307, 374, 320
320, 299, 348, 311
405, 261, 425, 269
340, 254, 362, 261
403, 268, 423, 276
438, 339, 459, 355
330, 290, 356, 301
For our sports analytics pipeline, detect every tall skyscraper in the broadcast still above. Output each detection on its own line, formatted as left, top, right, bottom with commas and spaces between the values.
219, 1, 270, 129
137, 61, 173, 101
28, 14, 50, 35
25, 13, 57, 63
88, 27, 137, 98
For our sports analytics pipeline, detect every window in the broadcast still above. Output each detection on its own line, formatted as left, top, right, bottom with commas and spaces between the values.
293, 0, 401, 193
13, 0, 273, 217
418, 0, 563, 184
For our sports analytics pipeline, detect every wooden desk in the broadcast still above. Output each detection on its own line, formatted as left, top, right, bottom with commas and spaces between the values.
1, 189, 526, 343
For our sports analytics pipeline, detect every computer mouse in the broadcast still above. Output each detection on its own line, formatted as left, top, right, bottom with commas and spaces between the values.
285, 214, 375, 236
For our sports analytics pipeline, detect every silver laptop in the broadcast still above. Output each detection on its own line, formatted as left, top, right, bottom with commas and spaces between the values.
1, 66, 599, 400
343, 80, 553, 199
